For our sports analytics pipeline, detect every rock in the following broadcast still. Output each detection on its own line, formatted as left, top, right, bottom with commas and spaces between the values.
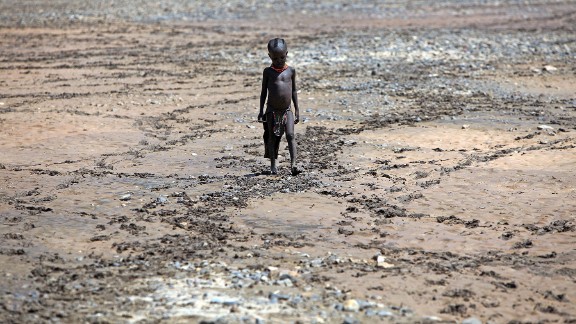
210, 296, 239, 306
377, 310, 394, 317
267, 266, 279, 279
309, 258, 323, 267
279, 270, 298, 282
269, 292, 290, 301
343, 299, 360, 312
156, 196, 168, 204
278, 278, 293, 287
462, 317, 482, 324
537, 125, 554, 130
376, 256, 395, 268
313, 316, 325, 323
462, 124, 470, 129
119, 194, 131, 201
543, 65, 557, 72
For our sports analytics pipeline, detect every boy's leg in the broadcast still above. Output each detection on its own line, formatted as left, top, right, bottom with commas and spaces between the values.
265, 114, 278, 174
263, 121, 270, 158
285, 111, 298, 174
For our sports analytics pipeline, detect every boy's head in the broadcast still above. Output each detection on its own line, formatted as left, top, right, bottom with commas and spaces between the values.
267, 38, 288, 68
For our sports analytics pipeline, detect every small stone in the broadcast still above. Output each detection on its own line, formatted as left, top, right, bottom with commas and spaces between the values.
119, 194, 131, 201
462, 317, 482, 324
376, 256, 395, 268
343, 299, 360, 312
267, 266, 279, 275
424, 316, 442, 321
309, 259, 323, 267
377, 310, 394, 317
210, 296, 239, 306
279, 270, 298, 281
246, 124, 256, 129
156, 196, 168, 204
279, 278, 293, 287
543, 65, 557, 72
462, 124, 470, 129
537, 125, 554, 130
269, 292, 290, 301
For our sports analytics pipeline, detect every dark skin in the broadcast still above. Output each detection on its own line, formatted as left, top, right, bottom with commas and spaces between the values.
259, 47, 300, 175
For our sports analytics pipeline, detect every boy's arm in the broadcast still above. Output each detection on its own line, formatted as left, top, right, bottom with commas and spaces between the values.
291, 67, 299, 124
259, 69, 268, 121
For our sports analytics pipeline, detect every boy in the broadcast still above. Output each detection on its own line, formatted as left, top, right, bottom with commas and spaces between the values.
258, 38, 300, 175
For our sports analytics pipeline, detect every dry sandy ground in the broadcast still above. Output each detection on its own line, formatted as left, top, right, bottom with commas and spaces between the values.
1, 1, 575, 323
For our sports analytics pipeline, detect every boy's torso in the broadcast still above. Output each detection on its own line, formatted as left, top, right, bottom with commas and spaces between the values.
265, 67, 293, 111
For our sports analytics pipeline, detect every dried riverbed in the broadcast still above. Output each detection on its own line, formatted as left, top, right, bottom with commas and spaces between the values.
1, 1, 576, 323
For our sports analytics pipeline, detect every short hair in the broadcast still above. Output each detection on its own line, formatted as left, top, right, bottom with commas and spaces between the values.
268, 38, 287, 52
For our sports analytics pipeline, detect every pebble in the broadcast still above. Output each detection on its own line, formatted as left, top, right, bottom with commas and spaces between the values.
462, 317, 482, 324
376, 256, 395, 268
543, 65, 557, 72
119, 194, 132, 201
343, 299, 360, 312
537, 125, 554, 130
156, 196, 168, 204
278, 278, 293, 287
377, 310, 394, 317
210, 296, 240, 306
424, 316, 443, 321
309, 259, 324, 267
269, 292, 291, 302
279, 272, 298, 282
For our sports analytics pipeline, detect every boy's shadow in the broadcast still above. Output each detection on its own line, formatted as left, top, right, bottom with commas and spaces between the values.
244, 168, 302, 178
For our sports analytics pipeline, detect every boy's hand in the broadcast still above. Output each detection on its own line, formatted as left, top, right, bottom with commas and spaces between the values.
294, 114, 300, 124
257, 112, 264, 122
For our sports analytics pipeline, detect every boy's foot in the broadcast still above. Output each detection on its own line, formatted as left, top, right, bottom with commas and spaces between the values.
270, 167, 278, 175
291, 166, 301, 176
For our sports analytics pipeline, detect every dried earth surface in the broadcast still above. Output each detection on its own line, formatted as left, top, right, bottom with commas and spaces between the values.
1, 1, 575, 323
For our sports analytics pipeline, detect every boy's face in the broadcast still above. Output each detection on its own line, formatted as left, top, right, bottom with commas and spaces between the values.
268, 48, 287, 68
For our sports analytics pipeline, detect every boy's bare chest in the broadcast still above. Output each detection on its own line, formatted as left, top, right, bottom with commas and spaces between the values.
268, 74, 291, 87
